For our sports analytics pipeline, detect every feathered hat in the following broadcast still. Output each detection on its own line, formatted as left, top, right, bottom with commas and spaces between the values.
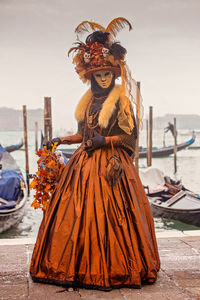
68, 17, 132, 82
68, 17, 143, 126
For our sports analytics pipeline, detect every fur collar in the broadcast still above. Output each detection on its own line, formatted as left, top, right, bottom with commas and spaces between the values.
75, 84, 122, 128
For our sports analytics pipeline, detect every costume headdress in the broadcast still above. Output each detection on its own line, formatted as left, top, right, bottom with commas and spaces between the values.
68, 17, 143, 127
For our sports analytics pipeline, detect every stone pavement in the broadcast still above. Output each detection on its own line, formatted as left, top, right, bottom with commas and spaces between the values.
0, 231, 200, 300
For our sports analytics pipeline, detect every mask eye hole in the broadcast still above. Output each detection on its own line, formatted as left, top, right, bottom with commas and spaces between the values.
95, 73, 101, 78
105, 72, 110, 77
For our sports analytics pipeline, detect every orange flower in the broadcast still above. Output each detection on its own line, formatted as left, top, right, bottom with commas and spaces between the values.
47, 160, 56, 169
44, 184, 51, 193
42, 201, 48, 211
52, 142, 58, 153
31, 199, 41, 209
31, 147, 65, 211
36, 149, 42, 156
36, 170, 41, 176
40, 151, 48, 157
30, 179, 38, 189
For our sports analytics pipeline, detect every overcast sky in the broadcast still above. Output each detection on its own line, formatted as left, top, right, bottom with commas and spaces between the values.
0, 0, 200, 130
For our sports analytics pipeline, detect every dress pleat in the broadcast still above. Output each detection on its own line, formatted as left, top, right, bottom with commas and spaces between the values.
30, 145, 160, 289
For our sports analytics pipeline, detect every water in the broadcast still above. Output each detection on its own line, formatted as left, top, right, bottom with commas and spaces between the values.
0, 129, 200, 239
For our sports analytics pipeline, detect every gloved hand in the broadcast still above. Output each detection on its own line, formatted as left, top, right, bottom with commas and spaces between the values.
45, 137, 61, 150
60, 134, 82, 145
85, 131, 106, 155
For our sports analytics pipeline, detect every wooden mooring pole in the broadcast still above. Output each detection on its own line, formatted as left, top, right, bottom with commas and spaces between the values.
174, 117, 177, 173
146, 119, 149, 166
35, 121, 38, 151
147, 106, 153, 167
23, 105, 30, 195
44, 97, 52, 144
135, 81, 140, 171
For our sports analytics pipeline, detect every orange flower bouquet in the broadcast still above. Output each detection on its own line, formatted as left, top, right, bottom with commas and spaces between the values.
30, 144, 65, 211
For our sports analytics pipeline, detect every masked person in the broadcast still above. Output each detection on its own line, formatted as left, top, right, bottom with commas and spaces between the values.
30, 18, 160, 290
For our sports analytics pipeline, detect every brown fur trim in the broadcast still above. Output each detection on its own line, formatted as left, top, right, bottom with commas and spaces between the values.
75, 85, 122, 128
75, 89, 93, 121
98, 85, 122, 128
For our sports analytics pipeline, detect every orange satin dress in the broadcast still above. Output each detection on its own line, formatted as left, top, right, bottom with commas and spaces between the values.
30, 98, 160, 290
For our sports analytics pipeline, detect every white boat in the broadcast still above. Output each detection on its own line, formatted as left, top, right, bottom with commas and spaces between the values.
139, 167, 200, 227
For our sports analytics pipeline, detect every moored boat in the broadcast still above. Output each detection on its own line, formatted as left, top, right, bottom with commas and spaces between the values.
149, 191, 200, 227
5, 140, 24, 153
139, 167, 200, 227
0, 145, 27, 233
139, 136, 195, 158
61, 136, 195, 159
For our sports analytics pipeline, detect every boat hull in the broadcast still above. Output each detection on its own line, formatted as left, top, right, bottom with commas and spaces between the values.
0, 195, 27, 233
0, 145, 27, 234
150, 202, 200, 227
5, 140, 23, 153
61, 137, 195, 160
139, 137, 195, 158
0, 204, 25, 233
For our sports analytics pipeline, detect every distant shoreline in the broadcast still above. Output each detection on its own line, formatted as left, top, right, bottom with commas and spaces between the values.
1, 107, 200, 130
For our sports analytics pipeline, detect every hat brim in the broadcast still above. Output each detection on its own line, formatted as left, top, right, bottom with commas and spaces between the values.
84, 66, 121, 80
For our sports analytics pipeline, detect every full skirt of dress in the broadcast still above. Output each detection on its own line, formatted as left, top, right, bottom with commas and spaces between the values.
30, 146, 160, 289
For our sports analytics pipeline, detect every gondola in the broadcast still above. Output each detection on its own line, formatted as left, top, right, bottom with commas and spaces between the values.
5, 139, 24, 153
149, 191, 200, 227
61, 136, 195, 160
0, 145, 27, 233
139, 167, 200, 227
139, 136, 195, 158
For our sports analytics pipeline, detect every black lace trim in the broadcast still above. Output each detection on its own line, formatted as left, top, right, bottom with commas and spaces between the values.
30, 275, 145, 291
